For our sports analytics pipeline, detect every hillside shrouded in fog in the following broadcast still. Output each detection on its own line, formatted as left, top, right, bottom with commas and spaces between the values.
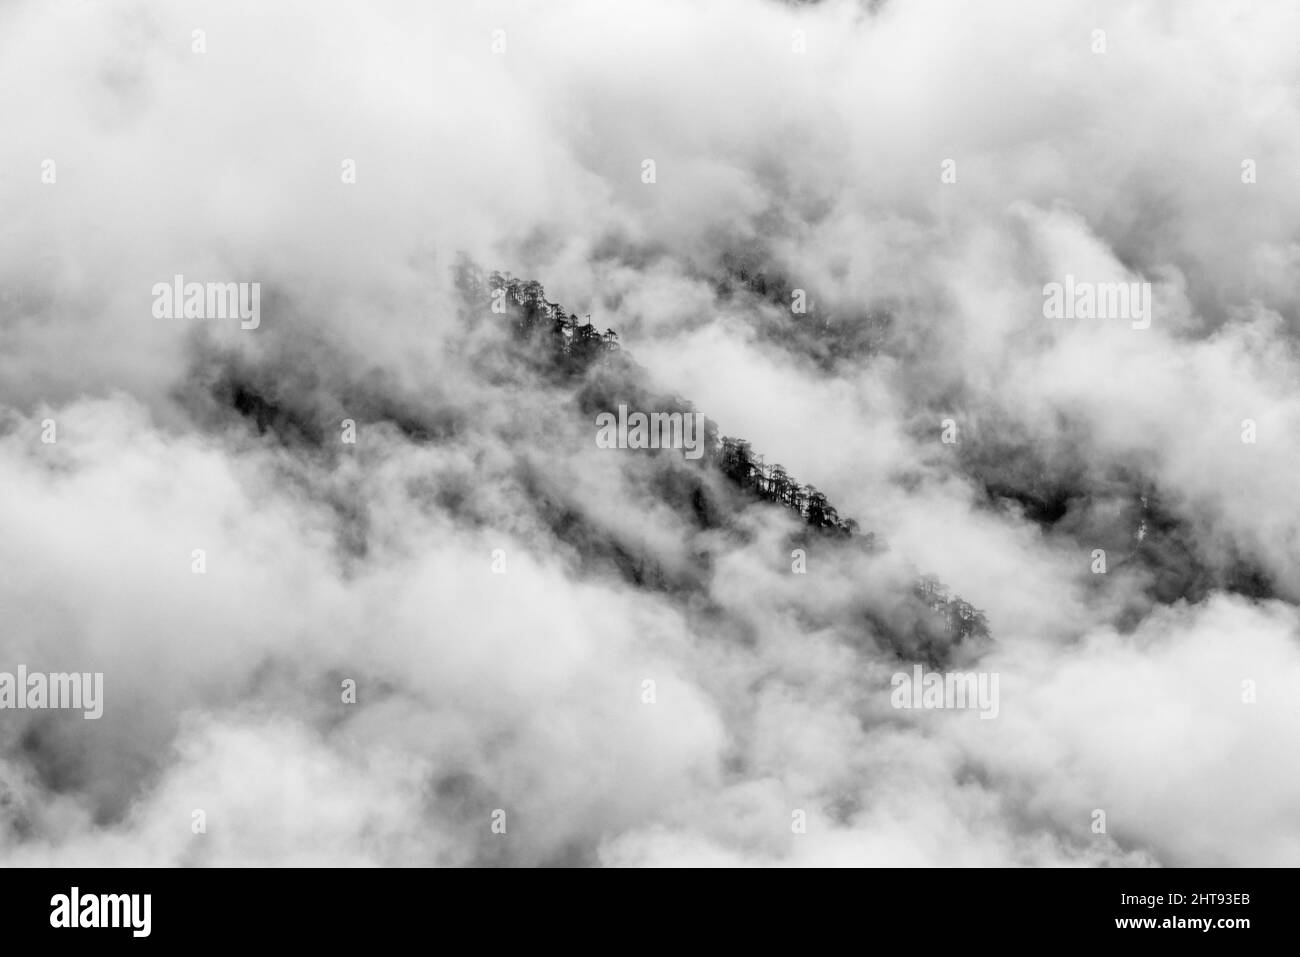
0, 0, 1298, 867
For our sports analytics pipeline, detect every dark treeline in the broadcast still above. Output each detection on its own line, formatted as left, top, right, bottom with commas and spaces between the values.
462, 265, 620, 375
717, 437, 861, 540
462, 262, 861, 539
456, 260, 991, 648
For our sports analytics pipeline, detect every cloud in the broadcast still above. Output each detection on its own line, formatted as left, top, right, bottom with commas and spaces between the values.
0, 0, 1297, 866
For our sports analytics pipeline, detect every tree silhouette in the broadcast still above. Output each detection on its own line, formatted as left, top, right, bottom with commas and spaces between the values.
456, 259, 990, 648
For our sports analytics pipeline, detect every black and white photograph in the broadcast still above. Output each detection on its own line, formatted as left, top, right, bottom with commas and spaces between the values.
0, 0, 1292, 936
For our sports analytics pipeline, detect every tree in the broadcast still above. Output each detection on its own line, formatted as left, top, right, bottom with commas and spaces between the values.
768, 464, 794, 508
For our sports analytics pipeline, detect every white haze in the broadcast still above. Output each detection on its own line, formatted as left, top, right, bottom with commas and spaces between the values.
0, 0, 1297, 866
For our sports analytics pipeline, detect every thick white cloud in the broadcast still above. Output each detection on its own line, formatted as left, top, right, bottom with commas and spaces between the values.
0, 0, 1297, 866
